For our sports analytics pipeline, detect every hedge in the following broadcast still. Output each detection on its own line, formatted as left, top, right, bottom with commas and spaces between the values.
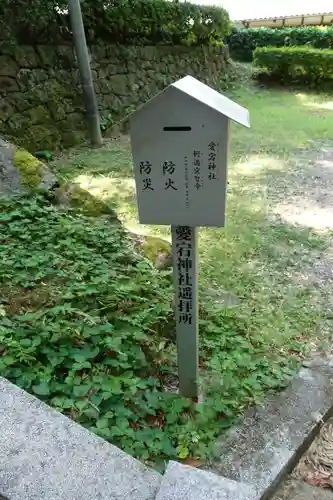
227, 26, 333, 61
253, 46, 333, 85
0, 0, 231, 45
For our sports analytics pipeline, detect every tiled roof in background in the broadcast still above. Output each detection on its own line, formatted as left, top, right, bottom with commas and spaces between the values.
235, 11, 333, 22
186, 1, 333, 22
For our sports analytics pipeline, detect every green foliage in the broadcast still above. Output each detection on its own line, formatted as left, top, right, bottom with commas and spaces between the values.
35, 151, 53, 162
0, 0, 230, 46
0, 193, 303, 463
228, 26, 333, 62
253, 46, 333, 86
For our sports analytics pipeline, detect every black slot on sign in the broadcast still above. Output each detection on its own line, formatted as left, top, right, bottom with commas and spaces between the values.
163, 126, 192, 132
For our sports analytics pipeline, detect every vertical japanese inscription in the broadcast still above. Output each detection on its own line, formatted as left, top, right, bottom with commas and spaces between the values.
208, 141, 217, 181
139, 161, 154, 191
175, 226, 193, 325
172, 225, 198, 399
163, 161, 178, 191
193, 150, 202, 190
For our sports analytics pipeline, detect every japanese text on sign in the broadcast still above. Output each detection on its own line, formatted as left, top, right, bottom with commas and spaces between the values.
193, 150, 202, 190
208, 141, 217, 181
140, 161, 154, 191
175, 226, 193, 325
163, 161, 178, 191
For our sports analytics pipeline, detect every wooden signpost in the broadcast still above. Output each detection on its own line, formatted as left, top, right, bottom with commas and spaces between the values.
129, 75, 250, 399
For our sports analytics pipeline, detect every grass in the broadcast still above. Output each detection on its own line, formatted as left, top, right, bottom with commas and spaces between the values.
2, 75, 333, 466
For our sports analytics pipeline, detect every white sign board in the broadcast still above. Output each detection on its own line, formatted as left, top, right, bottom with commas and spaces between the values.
129, 76, 250, 399
130, 76, 250, 228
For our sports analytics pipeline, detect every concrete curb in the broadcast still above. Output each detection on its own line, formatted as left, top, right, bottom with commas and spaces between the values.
0, 377, 161, 500
156, 461, 257, 500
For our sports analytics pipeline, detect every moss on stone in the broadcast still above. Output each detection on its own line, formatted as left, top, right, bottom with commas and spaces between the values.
55, 182, 118, 219
13, 149, 43, 188
68, 185, 113, 216
140, 235, 172, 269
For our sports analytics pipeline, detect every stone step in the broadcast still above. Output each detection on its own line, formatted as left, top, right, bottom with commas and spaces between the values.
155, 461, 257, 500
0, 377, 161, 500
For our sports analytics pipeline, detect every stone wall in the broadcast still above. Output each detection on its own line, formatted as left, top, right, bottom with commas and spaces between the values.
0, 43, 229, 151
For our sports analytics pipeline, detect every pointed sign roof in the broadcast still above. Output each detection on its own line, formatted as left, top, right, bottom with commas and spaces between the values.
131, 75, 250, 129
172, 75, 250, 128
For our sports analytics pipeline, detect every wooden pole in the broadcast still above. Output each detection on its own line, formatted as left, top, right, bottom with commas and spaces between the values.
68, 0, 102, 147
171, 225, 198, 400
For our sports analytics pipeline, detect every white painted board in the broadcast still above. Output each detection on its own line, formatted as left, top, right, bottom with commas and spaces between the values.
130, 87, 230, 227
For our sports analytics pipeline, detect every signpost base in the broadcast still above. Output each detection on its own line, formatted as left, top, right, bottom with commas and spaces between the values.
171, 226, 198, 399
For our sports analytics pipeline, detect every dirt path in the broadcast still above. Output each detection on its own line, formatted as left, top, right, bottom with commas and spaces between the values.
270, 141, 333, 233
267, 140, 333, 333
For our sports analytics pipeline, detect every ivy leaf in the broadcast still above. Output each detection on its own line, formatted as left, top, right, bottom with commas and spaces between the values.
73, 347, 99, 362
101, 378, 122, 395
177, 444, 189, 460
73, 385, 90, 397
75, 400, 88, 411
96, 417, 109, 429
90, 394, 103, 407
2, 356, 16, 366
32, 381, 50, 396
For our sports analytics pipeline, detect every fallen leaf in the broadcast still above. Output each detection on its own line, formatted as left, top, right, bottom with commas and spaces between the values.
181, 457, 202, 468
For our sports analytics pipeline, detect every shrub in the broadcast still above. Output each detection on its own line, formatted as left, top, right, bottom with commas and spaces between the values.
0, 0, 231, 45
253, 46, 333, 86
227, 26, 333, 61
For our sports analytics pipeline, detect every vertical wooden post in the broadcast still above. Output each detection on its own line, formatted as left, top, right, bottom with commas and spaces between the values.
68, 0, 102, 147
171, 226, 198, 400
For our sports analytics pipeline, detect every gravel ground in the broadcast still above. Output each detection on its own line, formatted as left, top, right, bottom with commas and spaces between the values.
267, 141, 333, 321
270, 141, 333, 233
